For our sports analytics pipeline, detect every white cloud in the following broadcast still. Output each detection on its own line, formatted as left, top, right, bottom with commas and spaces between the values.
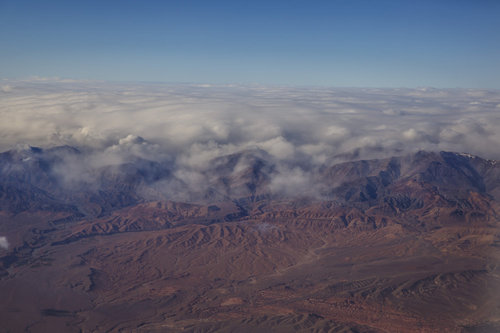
0, 236, 9, 250
1, 80, 500, 202
0, 80, 499, 166
257, 136, 295, 160
269, 167, 313, 197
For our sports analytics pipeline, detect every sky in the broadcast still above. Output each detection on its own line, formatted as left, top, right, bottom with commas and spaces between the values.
1, 0, 499, 88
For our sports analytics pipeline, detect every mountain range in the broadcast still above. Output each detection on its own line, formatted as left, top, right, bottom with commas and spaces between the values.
0, 146, 499, 332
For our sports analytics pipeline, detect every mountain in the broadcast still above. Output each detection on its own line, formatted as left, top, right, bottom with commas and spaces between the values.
0, 147, 499, 332
0, 145, 172, 216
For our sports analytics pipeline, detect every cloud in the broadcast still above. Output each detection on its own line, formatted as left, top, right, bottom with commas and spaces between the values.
1, 80, 500, 201
0, 236, 8, 250
1, 85, 12, 93
269, 167, 313, 197
258, 136, 295, 160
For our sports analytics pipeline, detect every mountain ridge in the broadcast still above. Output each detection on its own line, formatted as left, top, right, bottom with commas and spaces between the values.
0, 147, 499, 332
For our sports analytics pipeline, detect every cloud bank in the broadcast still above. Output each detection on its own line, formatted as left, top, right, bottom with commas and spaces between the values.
1, 80, 499, 164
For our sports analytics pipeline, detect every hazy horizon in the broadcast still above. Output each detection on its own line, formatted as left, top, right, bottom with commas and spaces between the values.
1, 1, 499, 88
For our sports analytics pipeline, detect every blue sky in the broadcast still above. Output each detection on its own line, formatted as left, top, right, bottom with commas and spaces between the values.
1, 0, 499, 88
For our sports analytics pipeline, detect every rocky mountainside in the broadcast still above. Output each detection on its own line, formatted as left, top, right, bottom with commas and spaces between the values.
1, 146, 499, 213
0, 147, 499, 332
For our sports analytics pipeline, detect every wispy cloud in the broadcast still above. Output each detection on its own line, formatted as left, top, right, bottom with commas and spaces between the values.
0, 236, 8, 250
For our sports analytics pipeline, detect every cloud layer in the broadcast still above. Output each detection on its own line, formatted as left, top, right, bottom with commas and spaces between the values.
1, 79, 499, 167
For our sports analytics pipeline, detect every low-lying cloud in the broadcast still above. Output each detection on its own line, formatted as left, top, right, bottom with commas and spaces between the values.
1, 79, 499, 200
1, 79, 499, 162
0, 236, 8, 250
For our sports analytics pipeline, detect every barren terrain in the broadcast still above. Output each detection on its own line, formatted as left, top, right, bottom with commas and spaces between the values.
0, 148, 499, 332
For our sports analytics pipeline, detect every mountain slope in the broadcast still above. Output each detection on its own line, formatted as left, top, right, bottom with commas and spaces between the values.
0, 147, 499, 332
